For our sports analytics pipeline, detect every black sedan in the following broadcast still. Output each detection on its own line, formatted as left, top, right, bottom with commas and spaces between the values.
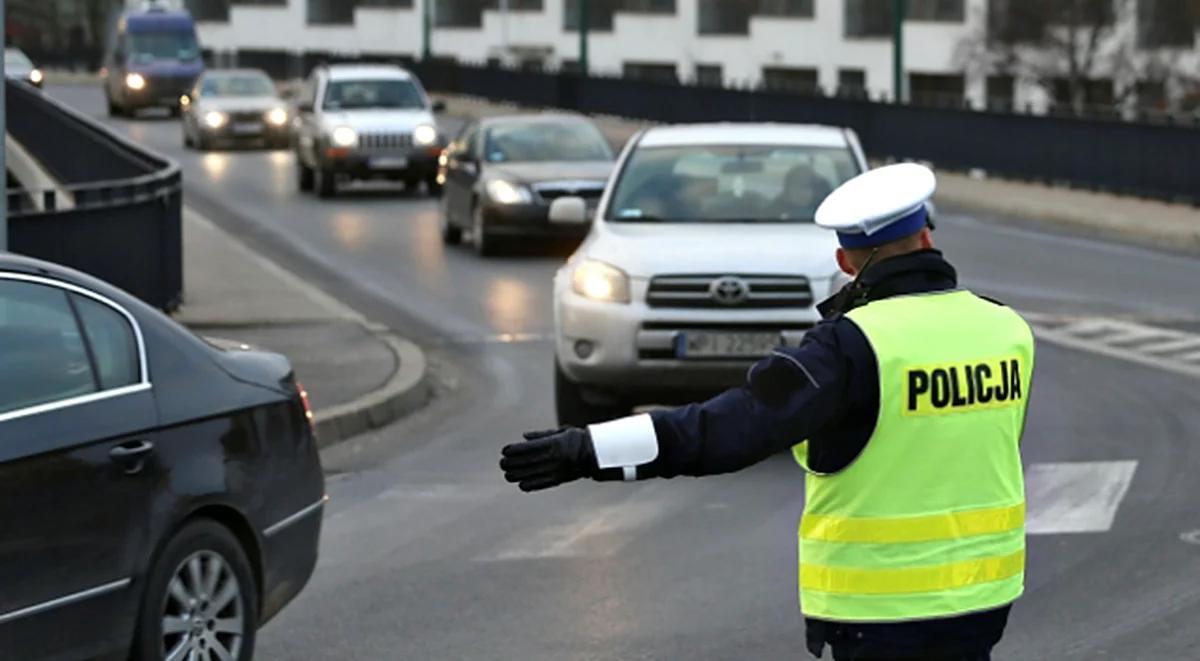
0, 254, 324, 660
438, 113, 615, 256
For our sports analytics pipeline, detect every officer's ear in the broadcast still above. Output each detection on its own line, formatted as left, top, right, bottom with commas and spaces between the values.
918, 227, 935, 250
836, 248, 857, 277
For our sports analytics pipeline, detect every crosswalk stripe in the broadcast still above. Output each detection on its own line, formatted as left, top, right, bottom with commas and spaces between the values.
1025, 461, 1138, 534
1031, 318, 1200, 380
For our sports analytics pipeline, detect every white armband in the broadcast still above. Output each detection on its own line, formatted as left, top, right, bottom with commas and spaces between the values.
588, 413, 659, 482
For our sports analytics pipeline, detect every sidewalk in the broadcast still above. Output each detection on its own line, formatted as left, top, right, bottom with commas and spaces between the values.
175, 209, 430, 446
434, 93, 1200, 254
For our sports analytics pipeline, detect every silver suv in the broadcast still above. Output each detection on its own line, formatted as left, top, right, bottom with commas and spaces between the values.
292, 64, 445, 198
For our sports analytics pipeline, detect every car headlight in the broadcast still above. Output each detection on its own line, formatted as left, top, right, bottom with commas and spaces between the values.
486, 179, 532, 205
330, 126, 358, 148
125, 72, 146, 90
29, 69, 43, 85
572, 259, 631, 304
413, 124, 438, 146
266, 107, 288, 126
203, 110, 228, 129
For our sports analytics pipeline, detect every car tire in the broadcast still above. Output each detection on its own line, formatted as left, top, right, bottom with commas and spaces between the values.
195, 133, 211, 152
440, 196, 462, 245
297, 162, 315, 192
472, 203, 499, 257
315, 168, 337, 199
131, 519, 259, 661
555, 360, 632, 427
182, 128, 192, 149
106, 95, 120, 118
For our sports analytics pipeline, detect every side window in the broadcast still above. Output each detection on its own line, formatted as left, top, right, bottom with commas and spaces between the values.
0, 281, 96, 415
72, 294, 139, 390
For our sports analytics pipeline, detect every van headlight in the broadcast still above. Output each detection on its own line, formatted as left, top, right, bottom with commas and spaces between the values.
572, 260, 631, 304
413, 124, 438, 146
125, 72, 146, 90
330, 126, 358, 148
486, 179, 532, 205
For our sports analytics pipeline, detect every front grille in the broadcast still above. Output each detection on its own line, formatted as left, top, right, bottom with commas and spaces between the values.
532, 181, 606, 202
358, 131, 412, 151
145, 75, 192, 96
647, 274, 814, 309
229, 111, 264, 123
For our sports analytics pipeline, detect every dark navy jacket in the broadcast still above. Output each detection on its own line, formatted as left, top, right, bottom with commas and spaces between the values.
645, 250, 1011, 659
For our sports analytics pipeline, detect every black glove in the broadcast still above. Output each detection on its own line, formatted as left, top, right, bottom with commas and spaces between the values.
499, 427, 598, 492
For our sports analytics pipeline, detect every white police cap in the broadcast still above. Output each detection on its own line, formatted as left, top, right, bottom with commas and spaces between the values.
815, 163, 936, 248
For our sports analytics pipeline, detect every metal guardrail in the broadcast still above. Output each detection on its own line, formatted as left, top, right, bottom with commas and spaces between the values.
401, 60, 1200, 205
5, 81, 183, 311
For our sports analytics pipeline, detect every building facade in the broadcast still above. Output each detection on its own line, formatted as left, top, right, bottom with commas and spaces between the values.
158, 0, 1200, 115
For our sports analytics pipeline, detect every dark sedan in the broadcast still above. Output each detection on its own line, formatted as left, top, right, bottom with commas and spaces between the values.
438, 113, 615, 256
0, 254, 324, 661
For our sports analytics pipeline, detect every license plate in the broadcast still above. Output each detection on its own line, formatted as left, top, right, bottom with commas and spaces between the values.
370, 157, 409, 169
677, 332, 781, 358
232, 122, 263, 135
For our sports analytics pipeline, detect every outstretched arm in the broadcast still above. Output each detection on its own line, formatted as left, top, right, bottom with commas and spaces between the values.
500, 323, 857, 491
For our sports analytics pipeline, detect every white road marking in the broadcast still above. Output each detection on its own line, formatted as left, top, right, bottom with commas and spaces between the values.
1030, 317, 1200, 379
479, 485, 677, 561
1025, 461, 1138, 534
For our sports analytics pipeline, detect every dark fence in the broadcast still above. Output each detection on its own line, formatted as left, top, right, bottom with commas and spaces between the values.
402, 60, 1200, 204
6, 81, 183, 311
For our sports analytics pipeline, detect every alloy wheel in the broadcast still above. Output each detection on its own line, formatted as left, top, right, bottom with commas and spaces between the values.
160, 550, 244, 661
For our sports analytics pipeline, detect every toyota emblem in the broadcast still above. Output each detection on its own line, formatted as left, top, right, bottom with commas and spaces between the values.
709, 276, 750, 305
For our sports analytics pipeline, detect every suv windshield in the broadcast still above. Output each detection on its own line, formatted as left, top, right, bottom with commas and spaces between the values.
129, 30, 200, 62
202, 74, 276, 97
323, 79, 425, 110
483, 121, 614, 163
607, 144, 860, 223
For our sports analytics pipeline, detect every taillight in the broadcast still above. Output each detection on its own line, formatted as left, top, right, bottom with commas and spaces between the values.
297, 380, 315, 430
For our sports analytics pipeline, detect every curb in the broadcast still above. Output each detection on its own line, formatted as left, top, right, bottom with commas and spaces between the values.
180, 207, 433, 448
311, 329, 431, 448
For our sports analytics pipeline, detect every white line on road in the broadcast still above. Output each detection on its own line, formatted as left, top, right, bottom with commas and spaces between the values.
1025, 461, 1138, 534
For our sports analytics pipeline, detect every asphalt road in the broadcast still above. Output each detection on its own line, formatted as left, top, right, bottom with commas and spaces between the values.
49, 84, 1200, 660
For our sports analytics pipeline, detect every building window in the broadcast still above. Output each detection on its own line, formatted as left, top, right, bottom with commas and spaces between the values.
907, 0, 964, 22
1051, 77, 1114, 114
989, 0, 1116, 43
1136, 79, 1167, 111
695, 63, 723, 86
185, 0, 231, 22
986, 74, 1015, 111
308, 0, 355, 24
762, 66, 819, 94
624, 61, 679, 84
846, 0, 962, 37
909, 73, 964, 107
1138, 0, 1197, 47
436, 0, 543, 28
698, 0, 814, 35
837, 68, 867, 98
565, 0, 676, 32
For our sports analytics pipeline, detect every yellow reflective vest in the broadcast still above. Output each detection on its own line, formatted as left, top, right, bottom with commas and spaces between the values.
793, 290, 1034, 622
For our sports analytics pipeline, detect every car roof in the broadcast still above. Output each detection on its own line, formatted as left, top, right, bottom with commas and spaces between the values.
479, 112, 591, 127
202, 68, 272, 79
0, 253, 144, 311
323, 64, 414, 82
638, 123, 850, 149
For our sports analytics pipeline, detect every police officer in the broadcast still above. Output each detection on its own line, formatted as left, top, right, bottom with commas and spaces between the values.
499, 163, 1034, 661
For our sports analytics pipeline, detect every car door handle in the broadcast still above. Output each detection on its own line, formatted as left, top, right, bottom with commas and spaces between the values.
109, 440, 155, 474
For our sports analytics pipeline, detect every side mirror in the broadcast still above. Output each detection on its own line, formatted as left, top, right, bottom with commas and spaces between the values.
549, 196, 590, 225
431, 99, 447, 113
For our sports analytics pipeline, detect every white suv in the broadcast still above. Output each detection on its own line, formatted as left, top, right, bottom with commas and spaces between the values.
292, 63, 445, 198
550, 123, 867, 426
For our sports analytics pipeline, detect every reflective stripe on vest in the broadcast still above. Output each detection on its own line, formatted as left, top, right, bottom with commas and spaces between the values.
794, 290, 1034, 623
